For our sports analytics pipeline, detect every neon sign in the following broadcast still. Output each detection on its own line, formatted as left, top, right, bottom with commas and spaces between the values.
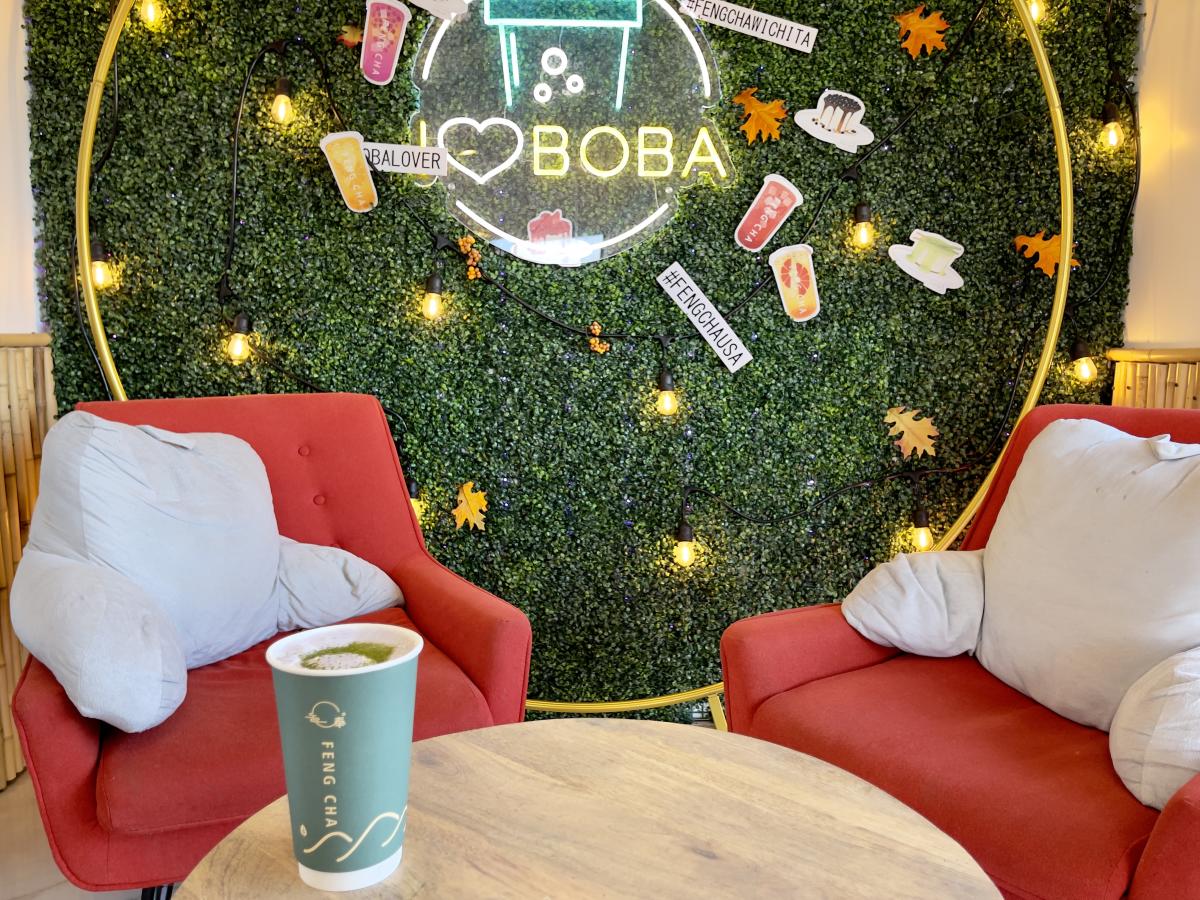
412, 0, 731, 267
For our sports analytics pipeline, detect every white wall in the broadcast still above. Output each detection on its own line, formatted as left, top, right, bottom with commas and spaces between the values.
1125, 0, 1200, 348
0, 0, 38, 332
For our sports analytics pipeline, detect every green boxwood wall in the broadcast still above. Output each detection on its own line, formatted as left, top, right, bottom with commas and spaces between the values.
25, 0, 1138, 709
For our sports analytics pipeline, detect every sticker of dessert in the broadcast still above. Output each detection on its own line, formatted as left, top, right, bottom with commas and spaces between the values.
889, 229, 965, 294
795, 89, 875, 153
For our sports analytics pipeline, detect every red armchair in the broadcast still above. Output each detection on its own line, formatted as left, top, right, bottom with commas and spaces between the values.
13, 393, 532, 893
722, 404, 1200, 900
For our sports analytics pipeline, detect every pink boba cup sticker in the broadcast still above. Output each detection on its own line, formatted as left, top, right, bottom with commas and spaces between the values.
360, 0, 411, 87
735, 174, 803, 252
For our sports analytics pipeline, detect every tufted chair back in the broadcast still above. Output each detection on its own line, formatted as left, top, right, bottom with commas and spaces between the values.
77, 393, 422, 579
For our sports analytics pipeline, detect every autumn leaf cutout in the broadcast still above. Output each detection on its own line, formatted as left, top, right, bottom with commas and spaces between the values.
885, 407, 939, 459
453, 481, 488, 531
895, 5, 950, 59
734, 88, 788, 144
1014, 231, 1080, 278
337, 24, 363, 48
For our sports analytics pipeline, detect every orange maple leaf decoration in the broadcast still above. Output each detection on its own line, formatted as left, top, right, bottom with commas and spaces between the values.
337, 24, 363, 48
458, 235, 483, 280
1014, 231, 1080, 278
895, 4, 950, 59
733, 88, 788, 144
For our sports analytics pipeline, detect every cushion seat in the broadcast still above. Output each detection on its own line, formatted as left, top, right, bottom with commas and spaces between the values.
750, 654, 1160, 900
96, 606, 490, 836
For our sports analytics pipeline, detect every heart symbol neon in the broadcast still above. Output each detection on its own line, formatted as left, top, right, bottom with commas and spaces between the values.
437, 117, 525, 185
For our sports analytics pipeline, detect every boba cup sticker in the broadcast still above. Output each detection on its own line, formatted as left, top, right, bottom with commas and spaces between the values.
736, 174, 803, 252
361, 0, 411, 86
769, 244, 821, 322
321, 132, 379, 214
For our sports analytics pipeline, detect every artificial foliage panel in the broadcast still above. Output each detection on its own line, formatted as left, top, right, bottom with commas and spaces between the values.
25, 0, 1138, 710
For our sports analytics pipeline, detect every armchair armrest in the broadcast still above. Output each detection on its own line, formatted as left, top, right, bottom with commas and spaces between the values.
720, 604, 899, 733
13, 659, 107, 885
1131, 772, 1200, 899
397, 554, 532, 726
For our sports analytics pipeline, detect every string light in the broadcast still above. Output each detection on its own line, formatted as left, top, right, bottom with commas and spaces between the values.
655, 369, 680, 416
851, 202, 876, 248
422, 267, 445, 320
673, 519, 697, 568
139, 0, 163, 27
226, 313, 252, 364
1070, 338, 1098, 383
271, 77, 294, 125
1027, 0, 1044, 23
1100, 101, 1124, 151
89, 238, 115, 291
911, 504, 934, 552
408, 477, 427, 520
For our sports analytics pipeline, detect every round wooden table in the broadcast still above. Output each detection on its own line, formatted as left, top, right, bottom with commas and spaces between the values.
177, 718, 999, 899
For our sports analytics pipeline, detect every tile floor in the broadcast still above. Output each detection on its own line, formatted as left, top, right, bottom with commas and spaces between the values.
0, 775, 138, 900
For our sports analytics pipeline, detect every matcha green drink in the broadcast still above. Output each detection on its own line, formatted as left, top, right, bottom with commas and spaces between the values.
267, 623, 422, 892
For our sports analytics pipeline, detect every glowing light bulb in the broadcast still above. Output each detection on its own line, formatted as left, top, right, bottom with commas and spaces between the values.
911, 507, 934, 552
852, 203, 875, 249
656, 370, 679, 416
912, 526, 935, 552
422, 272, 444, 320
673, 521, 696, 568
1027, 0, 1043, 22
1072, 356, 1098, 383
90, 259, 113, 290
88, 239, 115, 291
1100, 102, 1124, 150
226, 313, 252, 365
271, 78, 294, 125
1070, 339, 1098, 384
140, 0, 161, 26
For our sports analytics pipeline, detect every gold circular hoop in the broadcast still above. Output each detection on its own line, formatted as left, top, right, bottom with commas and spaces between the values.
76, 0, 1072, 725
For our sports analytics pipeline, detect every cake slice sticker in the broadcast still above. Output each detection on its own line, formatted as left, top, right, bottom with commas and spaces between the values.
769, 244, 821, 322
360, 0, 411, 86
889, 229, 964, 294
736, 174, 803, 252
795, 90, 875, 153
321, 131, 379, 213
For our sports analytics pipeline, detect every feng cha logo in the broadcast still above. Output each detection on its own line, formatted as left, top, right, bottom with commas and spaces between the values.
412, 0, 732, 267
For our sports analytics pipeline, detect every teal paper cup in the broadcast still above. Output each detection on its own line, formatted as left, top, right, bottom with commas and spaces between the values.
267, 622, 423, 892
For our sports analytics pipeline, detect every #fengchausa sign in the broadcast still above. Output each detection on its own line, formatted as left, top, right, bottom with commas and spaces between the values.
411, 0, 733, 267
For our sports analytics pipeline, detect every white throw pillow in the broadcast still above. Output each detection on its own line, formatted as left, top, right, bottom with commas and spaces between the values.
26, 411, 281, 668
274, 537, 403, 631
980, 420, 1200, 730
1110, 648, 1200, 810
11, 549, 187, 732
842, 550, 985, 657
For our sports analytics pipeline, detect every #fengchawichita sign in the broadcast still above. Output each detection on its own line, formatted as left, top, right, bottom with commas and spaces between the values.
412, 0, 732, 267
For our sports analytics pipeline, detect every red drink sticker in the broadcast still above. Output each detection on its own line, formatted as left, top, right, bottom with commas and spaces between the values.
735, 174, 803, 252
361, 0, 411, 87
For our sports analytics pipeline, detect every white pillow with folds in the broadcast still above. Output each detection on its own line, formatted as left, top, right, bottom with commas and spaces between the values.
980, 420, 1200, 730
27, 411, 281, 668
1110, 648, 1200, 810
842, 550, 985, 657
274, 537, 403, 631
11, 549, 187, 733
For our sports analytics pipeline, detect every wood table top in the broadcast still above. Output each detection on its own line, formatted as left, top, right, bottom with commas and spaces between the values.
177, 718, 1000, 899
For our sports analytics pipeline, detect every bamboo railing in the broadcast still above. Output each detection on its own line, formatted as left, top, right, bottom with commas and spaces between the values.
0, 334, 56, 790
1108, 348, 1200, 410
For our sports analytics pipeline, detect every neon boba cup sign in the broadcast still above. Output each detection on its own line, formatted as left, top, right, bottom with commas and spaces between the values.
412, 0, 731, 267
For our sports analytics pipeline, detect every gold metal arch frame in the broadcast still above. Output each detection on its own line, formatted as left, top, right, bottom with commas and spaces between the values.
75, 1, 1072, 729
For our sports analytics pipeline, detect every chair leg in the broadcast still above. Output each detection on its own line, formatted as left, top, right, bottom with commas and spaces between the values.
141, 886, 175, 900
